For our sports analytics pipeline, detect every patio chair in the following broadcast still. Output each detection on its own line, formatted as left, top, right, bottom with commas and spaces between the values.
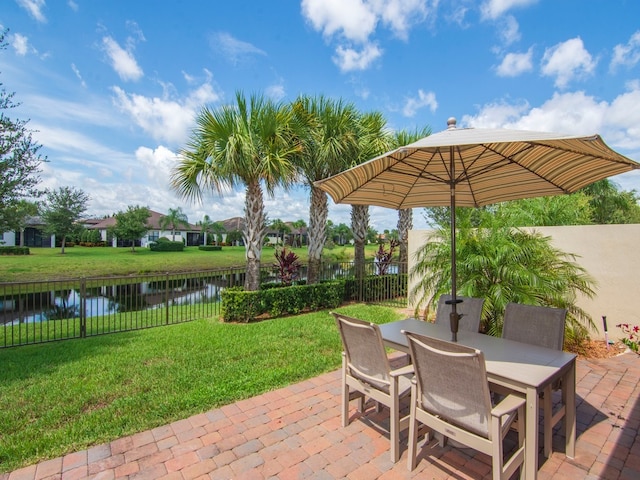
332, 312, 414, 463
501, 302, 567, 457
434, 294, 485, 333
404, 331, 526, 479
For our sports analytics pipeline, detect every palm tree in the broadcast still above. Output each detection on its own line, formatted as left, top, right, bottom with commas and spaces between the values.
171, 92, 298, 290
391, 127, 432, 273
210, 221, 226, 246
291, 95, 359, 284
269, 218, 290, 246
350, 111, 391, 284
409, 210, 596, 341
160, 207, 190, 241
291, 219, 306, 247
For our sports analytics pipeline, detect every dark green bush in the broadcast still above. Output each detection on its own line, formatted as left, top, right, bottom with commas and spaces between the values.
221, 280, 345, 322
0, 246, 30, 255
198, 245, 222, 251
344, 274, 408, 302
149, 238, 184, 252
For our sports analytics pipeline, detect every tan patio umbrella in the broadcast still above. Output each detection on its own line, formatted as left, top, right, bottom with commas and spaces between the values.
315, 117, 640, 341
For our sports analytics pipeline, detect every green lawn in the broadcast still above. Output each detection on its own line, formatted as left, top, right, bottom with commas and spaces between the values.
0, 303, 404, 473
0, 244, 374, 283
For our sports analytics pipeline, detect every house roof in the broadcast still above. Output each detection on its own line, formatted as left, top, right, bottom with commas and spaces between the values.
89, 210, 199, 231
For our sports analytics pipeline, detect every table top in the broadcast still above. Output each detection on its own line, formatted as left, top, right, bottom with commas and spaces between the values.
379, 318, 576, 391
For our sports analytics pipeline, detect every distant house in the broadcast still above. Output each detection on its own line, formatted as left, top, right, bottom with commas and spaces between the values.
0, 216, 55, 248
88, 210, 202, 247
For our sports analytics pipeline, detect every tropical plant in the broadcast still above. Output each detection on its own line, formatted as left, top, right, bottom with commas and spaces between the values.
291, 95, 359, 284
7, 199, 38, 247
109, 205, 151, 252
273, 247, 302, 286
41, 186, 90, 254
159, 207, 190, 241
409, 210, 596, 341
581, 179, 640, 224
172, 92, 298, 290
374, 239, 399, 275
0, 30, 47, 233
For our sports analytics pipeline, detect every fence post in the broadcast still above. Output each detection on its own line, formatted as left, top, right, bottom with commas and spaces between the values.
165, 273, 170, 325
80, 278, 86, 337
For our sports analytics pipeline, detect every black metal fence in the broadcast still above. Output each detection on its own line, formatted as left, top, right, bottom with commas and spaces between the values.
0, 261, 407, 348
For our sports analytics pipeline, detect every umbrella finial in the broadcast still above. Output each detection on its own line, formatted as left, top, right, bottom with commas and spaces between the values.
447, 117, 457, 129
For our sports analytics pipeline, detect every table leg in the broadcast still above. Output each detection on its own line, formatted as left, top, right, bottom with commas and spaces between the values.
565, 361, 576, 458
525, 386, 539, 480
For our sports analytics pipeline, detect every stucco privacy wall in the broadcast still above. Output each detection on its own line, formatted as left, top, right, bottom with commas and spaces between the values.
407, 224, 640, 341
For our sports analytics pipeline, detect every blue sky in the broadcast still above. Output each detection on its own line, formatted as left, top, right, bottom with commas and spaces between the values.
1, 0, 639, 232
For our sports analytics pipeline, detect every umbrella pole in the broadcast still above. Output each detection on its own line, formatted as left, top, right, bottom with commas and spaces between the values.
449, 146, 460, 342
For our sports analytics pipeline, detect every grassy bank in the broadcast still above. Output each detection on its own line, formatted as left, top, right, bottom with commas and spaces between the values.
0, 244, 373, 283
0, 303, 403, 473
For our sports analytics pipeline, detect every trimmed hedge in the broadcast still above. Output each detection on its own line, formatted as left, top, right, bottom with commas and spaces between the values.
221, 280, 345, 322
198, 245, 222, 251
0, 246, 30, 255
149, 238, 184, 252
344, 274, 408, 302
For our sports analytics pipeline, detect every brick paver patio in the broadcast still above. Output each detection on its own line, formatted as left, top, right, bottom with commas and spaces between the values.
3, 350, 639, 479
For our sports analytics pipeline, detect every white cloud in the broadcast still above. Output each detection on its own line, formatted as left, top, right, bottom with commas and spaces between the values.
496, 48, 533, 77
541, 37, 596, 89
68, 1, 78, 12
497, 14, 520, 45
480, 0, 539, 20
402, 89, 438, 117
135, 145, 178, 188
11, 33, 31, 56
372, 0, 430, 41
301, 0, 378, 43
266, 84, 286, 101
17, 0, 47, 23
210, 32, 266, 64
333, 43, 382, 72
102, 36, 144, 82
610, 31, 640, 72
71, 63, 87, 88
111, 79, 221, 145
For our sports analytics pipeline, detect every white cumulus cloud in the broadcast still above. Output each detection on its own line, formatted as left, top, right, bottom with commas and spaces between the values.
402, 89, 438, 117
333, 43, 382, 72
541, 37, 596, 89
102, 36, 144, 82
610, 31, 640, 72
480, 0, 539, 20
496, 48, 533, 77
17, 0, 47, 23
11, 33, 31, 56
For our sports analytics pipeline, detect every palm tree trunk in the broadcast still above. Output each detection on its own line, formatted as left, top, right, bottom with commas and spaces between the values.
307, 186, 328, 284
243, 180, 266, 291
397, 208, 413, 274
351, 205, 369, 299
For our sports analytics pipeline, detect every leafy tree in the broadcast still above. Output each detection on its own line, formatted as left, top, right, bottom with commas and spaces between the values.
494, 194, 593, 226
159, 207, 190, 241
41, 186, 90, 254
173, 92, 298, 290
210, 221, 226, 245
226, 229, 243, 246
110, 205, 151, 252
409, 210, 596, 342
291, 95, 359, 284
196, 214, 214, 245
7, 199, 38, 246
581, 179, 640, 224
0, 30, 47, 232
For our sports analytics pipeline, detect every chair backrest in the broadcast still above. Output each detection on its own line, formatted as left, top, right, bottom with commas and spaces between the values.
332, 313, 391, 391
405, 331, 493, 438
435, 295, 485, 333
502, 303, 567, 351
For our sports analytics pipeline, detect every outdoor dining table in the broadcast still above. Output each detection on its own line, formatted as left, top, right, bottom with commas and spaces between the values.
378, 318, 576, 480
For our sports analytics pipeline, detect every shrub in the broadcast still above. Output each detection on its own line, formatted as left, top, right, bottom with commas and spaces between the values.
0, 246, 30, 255
149, 238, 184, 252
221, 280, 345, 322
273, 248, 301, 286
198, 245, 222, 251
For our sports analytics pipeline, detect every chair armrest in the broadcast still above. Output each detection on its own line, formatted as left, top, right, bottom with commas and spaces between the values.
491, 393, 525, 418
390, 364, 414, 377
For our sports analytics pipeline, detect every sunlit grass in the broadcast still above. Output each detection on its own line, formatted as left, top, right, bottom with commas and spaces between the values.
0, 303, 403, 473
